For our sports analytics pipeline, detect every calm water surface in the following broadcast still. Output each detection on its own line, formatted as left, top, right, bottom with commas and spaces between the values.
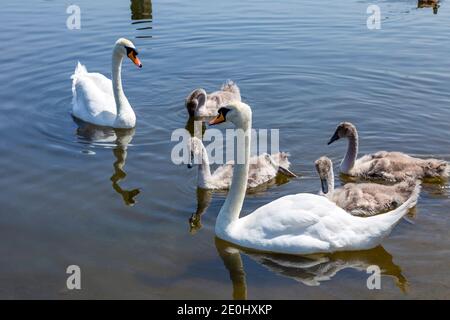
0, 0, 449, 299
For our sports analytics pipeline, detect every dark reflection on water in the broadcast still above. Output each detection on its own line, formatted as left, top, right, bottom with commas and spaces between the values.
131, 0, 153, 38
417, 0, 440, 14
189, 188, 213, 234
75, 119, 140, 206
110, 134, 141, 207
216, 238, 408, 299
131, 0, 152, 20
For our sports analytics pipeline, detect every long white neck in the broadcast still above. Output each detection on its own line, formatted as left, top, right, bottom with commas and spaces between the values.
215, 120, 251, 233
112, 51, 135, 127
341, 131, 358, 173
197, 144, 212, 187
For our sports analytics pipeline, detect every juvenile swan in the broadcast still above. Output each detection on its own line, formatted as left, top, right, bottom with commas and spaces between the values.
72, 38, 142, 128
185, 81, 241, 117
328, 122, 449, 182
208, 102, 420, 255
315, 156, 421, 217
188, 137, 296, 190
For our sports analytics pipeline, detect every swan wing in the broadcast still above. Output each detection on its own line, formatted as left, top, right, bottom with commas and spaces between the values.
71, 63, 117, 126
247, 154, 278, 187
228, 194, 366, 254
210, 155, 278, 189
227, 190, 418, 255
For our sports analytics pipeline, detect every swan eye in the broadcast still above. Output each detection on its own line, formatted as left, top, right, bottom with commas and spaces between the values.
217, 107, 230, 117
125, 46, 139, 56
125, 46, 142, 68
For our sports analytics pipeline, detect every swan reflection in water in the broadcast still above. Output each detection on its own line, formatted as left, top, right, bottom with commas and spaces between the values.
215, 238, 408, 300
417, 0, 440, 14
130, 0, 153, 39
74, 118, 140, 206
189, 188, 213, 234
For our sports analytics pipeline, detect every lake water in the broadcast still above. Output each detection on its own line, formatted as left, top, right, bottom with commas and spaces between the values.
0, 0, 449, 299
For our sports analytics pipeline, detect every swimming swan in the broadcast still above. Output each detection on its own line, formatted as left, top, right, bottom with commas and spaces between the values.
71, 38, 142, 128
328, 122, 449, 182
188, 136, 296, 190
185, 81, 241, 117
315, 156, 421, 217
208, 102, 420, 255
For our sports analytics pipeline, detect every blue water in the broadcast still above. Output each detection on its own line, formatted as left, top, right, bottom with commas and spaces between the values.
0, 0, 449, 298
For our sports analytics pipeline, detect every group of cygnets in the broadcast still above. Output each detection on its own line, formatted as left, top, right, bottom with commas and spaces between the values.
71, 38, 449, 255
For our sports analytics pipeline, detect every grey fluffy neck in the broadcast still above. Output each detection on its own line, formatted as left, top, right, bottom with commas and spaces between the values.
325, 166, 335, 196
341, 131, 358, 173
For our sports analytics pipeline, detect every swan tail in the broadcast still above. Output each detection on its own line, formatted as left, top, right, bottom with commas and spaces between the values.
221, 80, 241, 98
71, 61, 88, 83
439, 161, 450, 178
421, 159, 449, 179
272, 152, 291, 168
394, 178, 419, 199
71, 62, 88, 108
369, 182, 421, 229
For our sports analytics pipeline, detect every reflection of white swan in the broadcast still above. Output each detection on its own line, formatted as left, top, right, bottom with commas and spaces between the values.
71, 38, 142, 128
418, 0, 440, 14
209, 102, 420, 255
215, 238, 408, 298
315, 156, 421, 216
75, 119, 140, 206
328, 122, 449, 182
188, 137, 296, 190
189, 188, 213, 234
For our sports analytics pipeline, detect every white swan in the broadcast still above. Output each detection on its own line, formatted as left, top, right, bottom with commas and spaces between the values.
188, 136, 296, 190
209, 102, 420, 255
328, 122, 449, 182
315, 156, 421, 217
71, 38, 142, 128
185, 81, 241, 117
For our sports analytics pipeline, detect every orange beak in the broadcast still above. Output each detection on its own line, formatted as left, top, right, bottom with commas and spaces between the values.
128, 51, 142, 68
209, 113, 225, 125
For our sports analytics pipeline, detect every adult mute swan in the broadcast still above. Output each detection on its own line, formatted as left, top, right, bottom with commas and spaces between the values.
71, 38, 142, 128
327, 122, 449, 182
315, 156, 420, 217
185, 81, 241, 117
209, 102, 420, 255
188, 136, 296, 190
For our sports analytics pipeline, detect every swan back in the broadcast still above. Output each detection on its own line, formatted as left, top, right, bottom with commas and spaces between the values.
354, 151, 449, 181
185, 81, 242, 117
332, 179, 420, 216
225, 184, 420, 255
207, 80, 241, 111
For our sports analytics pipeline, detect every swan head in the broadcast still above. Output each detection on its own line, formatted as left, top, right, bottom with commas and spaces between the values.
328, 122, 357, 145
185, 89, 207, 117
315, 156, 333, 194
114, 38, 142, 68
208, 101, 252, 130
